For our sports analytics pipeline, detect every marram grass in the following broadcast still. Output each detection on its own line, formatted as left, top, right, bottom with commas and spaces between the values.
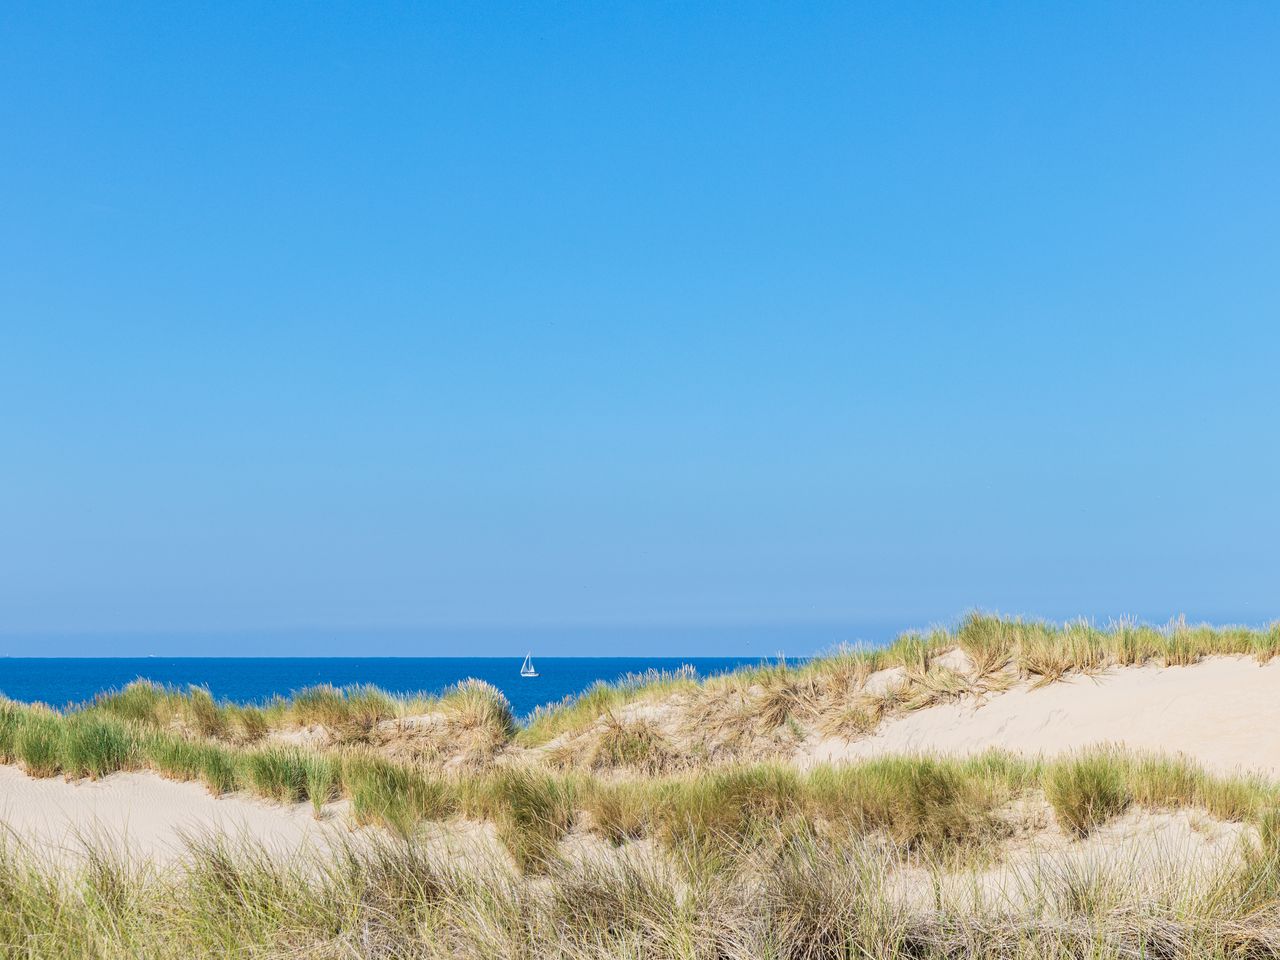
10, 687, 1278, 874
0, 614, 1279, 955
5, 822, 1280, 959
22, 614, 1279, 761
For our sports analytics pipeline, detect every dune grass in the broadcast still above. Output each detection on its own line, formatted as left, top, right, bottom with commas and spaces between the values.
4, 684, 1279, 872
3, 693, 1280, 900
4, 818, 1280, 959
343, 752, 455, 834
517, 614, 1280, 755
58, 714, 139, 780
1044, 751, 1132, 836
518, 665, 700, 747
3, 616, 1280, 955
14, 711, 64, 778
15, 614, 1278, 770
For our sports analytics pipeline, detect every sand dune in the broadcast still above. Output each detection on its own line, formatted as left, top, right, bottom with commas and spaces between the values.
803, 655, 1280, 775
5, 655, 1280, 868
0, 765, 347, 865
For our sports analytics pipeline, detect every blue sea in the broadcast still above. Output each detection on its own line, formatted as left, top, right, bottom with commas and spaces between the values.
0, 657, 765, 718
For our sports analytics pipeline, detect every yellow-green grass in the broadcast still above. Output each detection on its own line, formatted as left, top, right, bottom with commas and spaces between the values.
1, 696, 1278, 878
342, 752, 455, 834
5, 816, 1280, 958
518, 666, 700, 747
20, 614, 1279, 765
517, 614, 1280, 750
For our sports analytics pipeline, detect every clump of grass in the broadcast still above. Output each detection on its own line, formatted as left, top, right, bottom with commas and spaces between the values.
464, 768, 577, 873
519, 666, 698, 747
15, 712, 64, 778
809, 754, 1014, 854
817, 701, 880, 740
344, 753, 454, 835
59, 714, 138, 779
577, 714, 679, 773
143, 733, 241, 794
582, 779, 651, 845
1254, 623, 1280, 663
0, 704, 22, 762
184, 686, 228, 739
91, 680, 180, 727
1107, 620, 1165, 666
436, 679, 517, 764
197, 743, 241, 795
302, 753, 339, 818
291, 684, 398, 740
1044, 751, 1132, 837
901, 665, 969, 711
656, 764, 804, 862
226, 704, 270, 744
976, 618, 1105, 686
754, 668, 814, 729
957, 611, 1014, 677
1163, 620, 1203, 667
145, 732, 207, 781
877, 631, 949, 673
240, 746, 309, 803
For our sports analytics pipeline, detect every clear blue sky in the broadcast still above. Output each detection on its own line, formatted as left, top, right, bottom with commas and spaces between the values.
2, 3, 1278, 656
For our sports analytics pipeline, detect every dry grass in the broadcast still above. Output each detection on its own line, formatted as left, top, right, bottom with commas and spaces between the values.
7, 613, 1280, 783
3, 810, 1280, 959
518, 614, 1280, 759
24, 616, 1274, 783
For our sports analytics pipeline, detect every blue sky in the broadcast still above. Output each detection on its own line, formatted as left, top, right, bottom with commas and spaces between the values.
2, 3, 1278, 656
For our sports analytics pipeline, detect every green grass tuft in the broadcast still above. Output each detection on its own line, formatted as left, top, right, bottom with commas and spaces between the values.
1044, 751, 1131, 837
15, 712, 64, 778
240, 747, 309, 803
344, 753, 454, 835
59, 714, 138, 779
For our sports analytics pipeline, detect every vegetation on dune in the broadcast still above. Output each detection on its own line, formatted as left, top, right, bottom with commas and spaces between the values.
4, 819, 1280, 958
3, 616, 1280, 955
12, 614, 1278, 773
519, 665, 700, 747
1043, 751, 1132, 837
14, 711, 63, 778
6, 689, 1280, 959
522, 614, 1280, 761
11, 683, 1278, 875
344, 752, 454, 834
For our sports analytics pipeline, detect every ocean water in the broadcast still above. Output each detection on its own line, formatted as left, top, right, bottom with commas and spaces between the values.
0, 657, 765, 718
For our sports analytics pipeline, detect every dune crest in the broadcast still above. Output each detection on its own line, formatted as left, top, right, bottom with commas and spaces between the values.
802, 655, 1280, 776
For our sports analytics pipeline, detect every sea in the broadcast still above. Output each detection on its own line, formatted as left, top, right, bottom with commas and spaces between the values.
0, 657, 766, 718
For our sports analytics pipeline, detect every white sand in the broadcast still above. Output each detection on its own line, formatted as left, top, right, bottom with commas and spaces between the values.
0, 765, 349, 865
804, 655, 1280, 776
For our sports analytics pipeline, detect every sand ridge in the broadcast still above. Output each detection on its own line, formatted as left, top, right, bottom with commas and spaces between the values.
803, 654, 1280, 775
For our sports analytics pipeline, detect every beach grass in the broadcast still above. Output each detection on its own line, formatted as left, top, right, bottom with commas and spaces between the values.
2, 817, 1280, 959
14, 711, 65, 778
239, 745, 310, 803
58, 714, 139, 781
3, 616, 1280, 955
26, 614, 1280, 770
343, 752, 454, 834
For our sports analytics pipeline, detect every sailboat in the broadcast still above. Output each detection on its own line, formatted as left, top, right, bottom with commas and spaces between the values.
520, 652, 539, 678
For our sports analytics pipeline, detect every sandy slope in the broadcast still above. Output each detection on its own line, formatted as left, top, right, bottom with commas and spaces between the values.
803, 655, 1280, 775
0, 765, 347, 865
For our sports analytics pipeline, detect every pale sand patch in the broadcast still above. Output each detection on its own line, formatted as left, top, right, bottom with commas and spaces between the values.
0, 765, 348, 865
803, 655, 1280, 776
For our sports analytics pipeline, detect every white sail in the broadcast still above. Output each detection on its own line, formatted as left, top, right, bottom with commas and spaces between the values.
521, 652, 538, 677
